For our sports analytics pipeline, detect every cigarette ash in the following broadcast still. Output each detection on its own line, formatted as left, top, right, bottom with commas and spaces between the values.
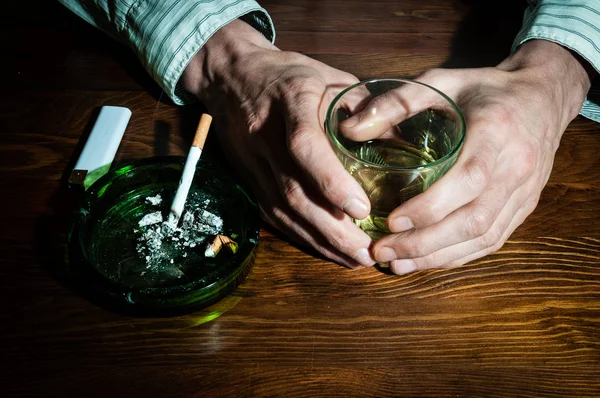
145, 194, 162, 206
135, 194, 223, 279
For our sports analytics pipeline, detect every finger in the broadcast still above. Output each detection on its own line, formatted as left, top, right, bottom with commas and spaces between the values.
387, 183, 540, 274
282, 79, 372, 220
374, 146, 531, 261
297, 59, 368, 130
251, 157, 369, 269
265, 146, 376, 267
325, 82, 404, 164
221, 98, 374, 269
386, 112, 514, 233
260, 200, 365, 270
327, 81, 373, 116
438, 193, 538, 269
339, 79, 456, 141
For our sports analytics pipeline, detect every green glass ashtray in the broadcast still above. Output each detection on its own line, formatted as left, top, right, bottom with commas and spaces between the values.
68, 156, 260, 315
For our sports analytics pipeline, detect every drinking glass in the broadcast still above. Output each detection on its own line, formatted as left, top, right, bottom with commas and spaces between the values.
325, 78, 465, 240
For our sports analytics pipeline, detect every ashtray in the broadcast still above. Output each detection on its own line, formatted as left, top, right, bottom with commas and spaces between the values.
68, 156, 260, 315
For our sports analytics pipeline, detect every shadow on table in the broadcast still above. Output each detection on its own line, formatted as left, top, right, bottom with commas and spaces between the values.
443, 0, 525, 69
33, 105, 101, 311
32, 106, 137, 316
9, 0, 168, 101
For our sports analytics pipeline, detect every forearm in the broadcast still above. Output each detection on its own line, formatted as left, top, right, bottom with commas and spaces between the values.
58, 0, 275, 105
512, 0, 600, 122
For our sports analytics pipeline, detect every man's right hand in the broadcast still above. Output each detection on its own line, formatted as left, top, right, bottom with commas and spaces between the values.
181, 19, 376, 269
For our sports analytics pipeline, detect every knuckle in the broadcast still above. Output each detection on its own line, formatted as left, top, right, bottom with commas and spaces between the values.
419, 197, 446, 225
317, 171, 339, 198
270, 205, 292, 227
446, 257, 469, 269
465, 207, 494, 238
414, 252, 442, 270
496, 181, 514, 206
287, 125, 316, 163
364, 95, 393, 118
243, 107, 267, 134
326, 230, 353, 254
282, 179, 306, 210
287, 124, 313, 150
462, 157, 490, 192
401, 240, 425, 259
283, 73, 322, 98
478, 226, 503, 251
527, 194, 541, 214
489, 238, 506, 253
478, 238, 506, 258
517, 141, 538, 180
488, 103, 515, 126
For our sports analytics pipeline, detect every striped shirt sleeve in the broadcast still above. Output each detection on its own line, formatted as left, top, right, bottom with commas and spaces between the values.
58, 0, 275, 105
512, 0, 600, 122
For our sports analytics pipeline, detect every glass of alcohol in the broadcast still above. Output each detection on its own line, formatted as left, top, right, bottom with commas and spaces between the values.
325, 78, 465, 241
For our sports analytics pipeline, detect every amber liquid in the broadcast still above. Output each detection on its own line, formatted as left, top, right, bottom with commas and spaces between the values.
348, 139, 451, 240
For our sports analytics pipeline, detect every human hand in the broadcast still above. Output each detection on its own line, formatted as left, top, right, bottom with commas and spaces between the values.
181, 20, 376, 268
342, 40, 594, 274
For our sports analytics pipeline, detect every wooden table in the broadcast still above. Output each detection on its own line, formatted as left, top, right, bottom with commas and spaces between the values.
3, 1, 600, 396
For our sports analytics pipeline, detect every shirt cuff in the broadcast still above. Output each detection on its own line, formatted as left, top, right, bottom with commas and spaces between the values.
511, 0, 600, 122
124, 0, 275, 105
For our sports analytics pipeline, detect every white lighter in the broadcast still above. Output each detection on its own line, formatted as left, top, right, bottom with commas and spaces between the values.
68, 106, 131, 190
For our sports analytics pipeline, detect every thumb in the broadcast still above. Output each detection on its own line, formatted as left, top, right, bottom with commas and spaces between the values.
339, 78, 457, 141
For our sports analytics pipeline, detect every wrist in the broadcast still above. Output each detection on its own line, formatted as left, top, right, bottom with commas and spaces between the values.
498, 40, 593, 122
180, 19, 277, 103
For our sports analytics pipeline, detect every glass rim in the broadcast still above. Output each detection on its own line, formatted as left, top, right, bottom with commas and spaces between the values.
325, 78, 466, 171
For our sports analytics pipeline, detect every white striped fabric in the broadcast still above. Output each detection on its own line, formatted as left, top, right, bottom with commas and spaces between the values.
513, 0, 600, 122
59, 0, 275, 105
61, 1, 600, 122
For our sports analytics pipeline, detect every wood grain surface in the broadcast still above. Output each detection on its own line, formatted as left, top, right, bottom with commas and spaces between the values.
2, 1, 600, 397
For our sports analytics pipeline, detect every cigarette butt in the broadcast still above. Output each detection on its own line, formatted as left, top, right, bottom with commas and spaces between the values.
192, 114, 212, 149
205, 234, 239, 257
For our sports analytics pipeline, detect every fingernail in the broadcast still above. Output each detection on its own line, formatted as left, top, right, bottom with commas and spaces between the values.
352, 248, 375, 267
375, 247, 397, 263
389, 216, 414, 232
341, 115, 359, 128
343, 198, 369, 219
391, 259, 417, 275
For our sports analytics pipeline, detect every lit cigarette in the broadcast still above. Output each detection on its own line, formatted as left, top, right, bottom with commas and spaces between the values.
167, 113, 212, 227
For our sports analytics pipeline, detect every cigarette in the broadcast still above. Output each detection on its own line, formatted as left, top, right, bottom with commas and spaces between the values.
168, 113, 212, 227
